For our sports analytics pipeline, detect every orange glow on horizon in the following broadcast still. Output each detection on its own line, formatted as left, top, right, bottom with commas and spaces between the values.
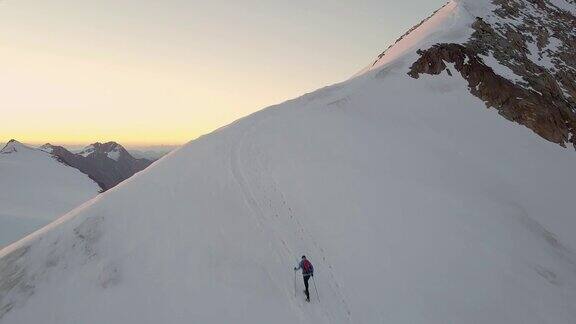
0, 0, 444, 146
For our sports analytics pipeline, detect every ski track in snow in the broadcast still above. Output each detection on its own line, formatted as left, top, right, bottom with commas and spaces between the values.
229, 117, 352, 323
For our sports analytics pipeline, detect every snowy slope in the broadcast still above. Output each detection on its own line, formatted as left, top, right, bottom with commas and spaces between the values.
1, 1, 576, 323
355, 0, 475, 76
0, 140, 100, 247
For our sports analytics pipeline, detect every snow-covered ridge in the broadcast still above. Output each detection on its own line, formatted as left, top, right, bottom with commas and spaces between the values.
38, 143, 54, 154
356, 0, 475, 76
437, 0, 575, 147
358, 0, 576, 148
0, 140, 100, 247
0, 139, 27, 154
0, 139, 153, 246
1, 1, 575, 323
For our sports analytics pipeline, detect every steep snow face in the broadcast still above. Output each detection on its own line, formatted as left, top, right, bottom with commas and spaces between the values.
405, 0, 576, 148
1, 1, 576, 323
356, 0, 483, 76
362, 0, 576, 148
0, 141, 100, 247
106, 146, 120, 161
2, 60, 576, 323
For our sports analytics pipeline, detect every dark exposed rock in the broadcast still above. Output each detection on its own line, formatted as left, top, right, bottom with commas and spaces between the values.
42, 142, 152, 191
408, 0, 576, 148
408, 43, 575, 146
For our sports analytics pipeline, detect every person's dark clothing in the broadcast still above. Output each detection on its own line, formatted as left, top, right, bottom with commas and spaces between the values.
303, 274, 311, 301
295, 258, 314, 301
297, 259, 314, 275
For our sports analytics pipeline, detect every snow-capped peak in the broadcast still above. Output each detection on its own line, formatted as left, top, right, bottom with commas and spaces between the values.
1, 139, 31, 154
39, 143, 55, 154
355, 0, 472, 77
79, 142, 125, 161
78, 144, 96, 157
359, 0, 576, 149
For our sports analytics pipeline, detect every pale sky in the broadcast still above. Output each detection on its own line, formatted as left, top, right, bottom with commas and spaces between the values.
0, 0, 444, 145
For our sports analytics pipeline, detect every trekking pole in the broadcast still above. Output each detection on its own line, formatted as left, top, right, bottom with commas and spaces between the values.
312, 276, 320, 302
294, 270, 297, 297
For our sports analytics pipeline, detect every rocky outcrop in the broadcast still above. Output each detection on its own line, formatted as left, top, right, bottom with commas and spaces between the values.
43, 142, 152, 191
408, 0, 576, 148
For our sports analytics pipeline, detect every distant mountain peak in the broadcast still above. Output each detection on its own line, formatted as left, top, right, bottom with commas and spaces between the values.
48, 141, 152, 190
39, 143, 55, 153
79, 141, 126, 161
78, 144, 95, 157
1, 139, 29, 154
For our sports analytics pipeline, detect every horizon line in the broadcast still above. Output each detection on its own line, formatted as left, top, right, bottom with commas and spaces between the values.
0, 139, 185, 148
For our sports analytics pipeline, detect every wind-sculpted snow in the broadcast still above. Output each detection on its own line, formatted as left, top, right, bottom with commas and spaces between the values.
1, 1, 576, 323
